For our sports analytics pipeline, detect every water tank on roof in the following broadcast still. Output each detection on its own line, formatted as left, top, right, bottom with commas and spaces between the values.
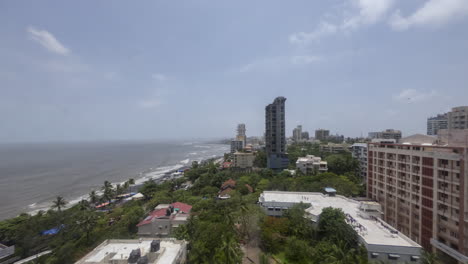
128, 248, 141, 263
151, 240, 161, 252
137, 256, 149, 264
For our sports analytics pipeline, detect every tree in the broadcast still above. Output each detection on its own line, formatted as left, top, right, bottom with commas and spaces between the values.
285, 237, 312, 263
102, 181, 114, 203
421, 251, 442, 264
51, 196, 67, 212
254, 151, 267, 168
78, 212, 97, 243
317, 207, 358, 249
326, 154, 359, 176
89, 190, 99, 204
78, 199, 90, 211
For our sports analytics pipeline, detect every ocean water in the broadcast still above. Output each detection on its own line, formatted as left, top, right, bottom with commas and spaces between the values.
0, 141, 228, 220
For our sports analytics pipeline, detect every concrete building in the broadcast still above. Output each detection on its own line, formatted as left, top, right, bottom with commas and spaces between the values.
292, 125, 302, 142
427, 114, 448, 135
296, 155, 328, 174
367, 131, 468, 263
448, 106, 468, 130
265, 97, 289, 169
258, 191, 422, 263
320, 143, 349, 153
236, 123, 247, 147
351, 143, 368, 180
232, 151, 255, 169
230, 140, 243, 153
369, 129, 402, 142
315, 129, 330, 141
75, 238, 187, 264
0, 243, 15, 261
137, 202, 191, 237
301, 131, 310, 140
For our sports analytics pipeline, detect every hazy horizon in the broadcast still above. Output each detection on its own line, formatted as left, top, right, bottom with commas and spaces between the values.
1, 0, 468, 143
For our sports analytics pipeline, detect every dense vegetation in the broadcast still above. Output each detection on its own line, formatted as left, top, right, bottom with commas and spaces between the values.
0, 143, 440, 263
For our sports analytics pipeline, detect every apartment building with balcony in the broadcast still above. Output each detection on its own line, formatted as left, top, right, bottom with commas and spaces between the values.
367, 131, 468, 263
351, 143, 368, 180
449, 106, 468, 130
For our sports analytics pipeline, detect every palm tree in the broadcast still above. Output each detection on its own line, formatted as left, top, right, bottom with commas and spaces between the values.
78, 199, 90, 211
89, 190, 99, 204
78, 213, 97, 243
51, 196, 68, 212
102, 181, 114, 203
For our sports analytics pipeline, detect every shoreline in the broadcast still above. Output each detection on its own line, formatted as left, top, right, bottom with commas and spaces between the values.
11, 156, 224, 220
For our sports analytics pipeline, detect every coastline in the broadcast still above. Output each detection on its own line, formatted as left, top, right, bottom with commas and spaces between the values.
19, 156, 224, 219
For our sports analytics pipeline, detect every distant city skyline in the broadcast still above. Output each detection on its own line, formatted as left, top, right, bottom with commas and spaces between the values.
1, 1, 468, 143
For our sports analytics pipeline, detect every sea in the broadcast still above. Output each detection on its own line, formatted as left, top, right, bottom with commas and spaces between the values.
0, 140, 229, 220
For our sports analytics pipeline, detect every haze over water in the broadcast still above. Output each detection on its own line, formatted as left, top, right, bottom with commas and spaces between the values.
0, 141, 228, 220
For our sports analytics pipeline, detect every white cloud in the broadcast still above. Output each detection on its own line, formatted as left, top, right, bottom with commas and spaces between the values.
389, 0, 468, 31
342, 0, 395, 30
27, 26, 70, 55
138, 99, 161, 109
238, 55, 321, 73
151, 73, 166, 81
289, 22, 337, 44
289, 0, 394, 44
393, 89, 437, 103
290, 55, 321, 65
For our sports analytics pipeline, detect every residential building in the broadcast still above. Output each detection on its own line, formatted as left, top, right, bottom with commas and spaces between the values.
327, 134, 345, 143
292, 125, 302, 142
301, 131, 310, 140
369, 129, 402, 142
351, 143, 368, 180
236, 123, 247, 147
315, 129, 330, 141
296, 155, 328, 174
265, 97, 289, 169
448, 106, 468, 130
232, 151, 255, 169
75, 238, 187, 264
427, 114, 448, 135
367, 130, 468, 263
137, 202, 192, 237
258, 191, 422, 263
230, 140, 243, 153
320, 143, 349, 153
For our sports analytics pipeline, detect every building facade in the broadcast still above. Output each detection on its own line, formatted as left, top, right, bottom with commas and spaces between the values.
292, 125, 302, 142
296, 155, 328, 174
137, 202, 192, 237
427, 114, 448, 135
230, 140, 244, 153
351, 143, 368, 180
448, 106, 468, 130
320, 143, 349, 153
265, 97, 289, 169
315, 129, 330, 141
259, 191, 422, 263
232, 152, 255, 169
369, 129, 402, 142
367, 132, 468, 263
236, 123, 247, 146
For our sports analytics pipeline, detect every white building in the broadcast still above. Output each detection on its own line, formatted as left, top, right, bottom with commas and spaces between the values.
232, 151, 255, 169
295, 155, 328, 174
258, 191, 422, 263
351, 143, 368, 180
75, 238, 187, 264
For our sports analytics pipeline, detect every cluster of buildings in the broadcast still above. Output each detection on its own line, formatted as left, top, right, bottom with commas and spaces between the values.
295, 155, 328, 174
427, 106, 468, 135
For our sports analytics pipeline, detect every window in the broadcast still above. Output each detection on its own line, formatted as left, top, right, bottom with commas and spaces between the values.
388, 254, 400, 260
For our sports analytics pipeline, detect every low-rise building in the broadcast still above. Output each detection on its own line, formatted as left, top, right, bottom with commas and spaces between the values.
75, 238, 187, 264
137, 202, 192, 237
369, 129, 402, 142
218, 179, 253, 199
351, 143, 368, 180
0, 243, 15, 261
320, 143, 349, 153
295, 155, 328, 174
232, 152, 255, 169
258, 191, 422, 263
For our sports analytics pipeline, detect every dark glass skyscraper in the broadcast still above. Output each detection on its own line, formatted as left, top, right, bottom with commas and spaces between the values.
265, 96, 289, 169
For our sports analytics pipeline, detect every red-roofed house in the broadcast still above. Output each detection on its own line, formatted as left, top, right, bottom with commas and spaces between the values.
137, 202, 192, 237
218, 179, 253, 199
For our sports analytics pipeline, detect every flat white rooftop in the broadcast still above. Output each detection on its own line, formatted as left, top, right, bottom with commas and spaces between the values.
259, 191, 421, 248
75, 238, 184, 264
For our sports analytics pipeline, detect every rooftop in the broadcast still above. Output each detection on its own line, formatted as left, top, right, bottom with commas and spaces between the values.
76, 238, 185, 264
259, 191, 421, 248
137, 202, 191, 227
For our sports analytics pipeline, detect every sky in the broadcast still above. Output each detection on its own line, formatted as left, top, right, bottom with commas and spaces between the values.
1, 0, 468, 143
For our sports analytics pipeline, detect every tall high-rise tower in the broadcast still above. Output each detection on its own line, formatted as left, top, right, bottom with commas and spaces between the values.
236, 123, 247, 147
265, 97, 289, 169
